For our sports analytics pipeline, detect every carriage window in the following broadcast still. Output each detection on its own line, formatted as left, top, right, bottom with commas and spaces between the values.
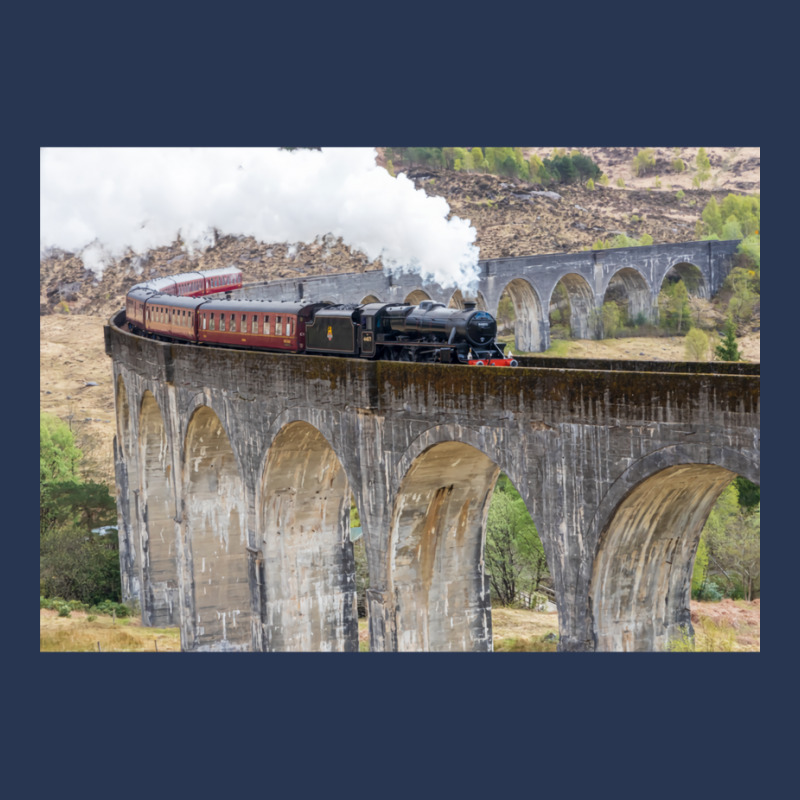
230, 314, 236, 332
276, 316, 282, 335
287, 318, 293, 336
210, 313, 215, 331
202, 314, 207, 330
252, 315, 258, 334
242, 314, 248, 332
220, 314, 226, 332
263, 315, 270, 334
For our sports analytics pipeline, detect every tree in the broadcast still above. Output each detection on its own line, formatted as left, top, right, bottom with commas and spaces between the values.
723, 267, 757, 324
737, 234, 760, 270
659, 279, 690, 332
484, 475, 548, 606
734, 476, 760, 510
40, 525, 122, 604
632, 148, 656, 176
701, 196, 723, 237
684, 327, 710, 361
601, 301, 622, 337
453, 147, 470, 171
721, 194, 759, 236
40, 414, 121, 604
692, 535, 709, 597
470, 147, 485, 171
484, 489, 524, 605
721, 217, 743, 240
702, 482, 760, 601
40, 413, 81, 483
41, 480, 116, 537
715, 314, 741, 361
695, 147, 711, 184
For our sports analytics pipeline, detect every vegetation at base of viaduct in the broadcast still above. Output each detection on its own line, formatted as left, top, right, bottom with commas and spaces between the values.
40, 413, 122, 608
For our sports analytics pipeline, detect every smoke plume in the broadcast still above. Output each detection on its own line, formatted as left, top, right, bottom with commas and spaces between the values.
40, 147, 481, 290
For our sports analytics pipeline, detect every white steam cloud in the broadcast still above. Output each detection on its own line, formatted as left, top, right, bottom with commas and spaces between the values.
40, 147, 481, 290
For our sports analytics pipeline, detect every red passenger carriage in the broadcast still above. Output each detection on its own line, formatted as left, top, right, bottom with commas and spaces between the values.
144, 294, 204, 342
201, 267, 243, 295
197, 299, 328, 352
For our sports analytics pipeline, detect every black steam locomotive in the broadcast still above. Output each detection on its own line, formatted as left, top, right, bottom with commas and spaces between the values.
308, 299, 515, 365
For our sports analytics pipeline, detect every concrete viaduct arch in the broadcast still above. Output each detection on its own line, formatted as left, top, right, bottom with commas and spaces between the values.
239, 239, 740, 352
106, 313, 759, 652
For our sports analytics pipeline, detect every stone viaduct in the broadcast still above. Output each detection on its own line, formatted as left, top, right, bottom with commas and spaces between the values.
240, 239, 741, 352
105, 239, 758, 652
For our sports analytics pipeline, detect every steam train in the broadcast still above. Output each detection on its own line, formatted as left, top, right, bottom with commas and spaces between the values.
125, 267, 516, 366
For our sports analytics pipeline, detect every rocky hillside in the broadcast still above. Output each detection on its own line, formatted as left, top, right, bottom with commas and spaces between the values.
40, 147, 759, 320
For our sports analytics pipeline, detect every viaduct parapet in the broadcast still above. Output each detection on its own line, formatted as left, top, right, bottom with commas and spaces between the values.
106, 309, 759, 652
239, 239, 740, 352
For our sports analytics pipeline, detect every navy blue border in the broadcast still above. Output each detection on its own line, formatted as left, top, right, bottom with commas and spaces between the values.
24, 7, 777, 796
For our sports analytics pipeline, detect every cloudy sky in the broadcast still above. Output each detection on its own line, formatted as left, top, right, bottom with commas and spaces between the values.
40, 147, 481, 289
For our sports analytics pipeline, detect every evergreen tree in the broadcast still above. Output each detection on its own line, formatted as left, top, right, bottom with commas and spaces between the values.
715, 315, 741, 361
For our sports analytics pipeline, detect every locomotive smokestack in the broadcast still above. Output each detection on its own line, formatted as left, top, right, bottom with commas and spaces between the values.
463, 296, 477, 311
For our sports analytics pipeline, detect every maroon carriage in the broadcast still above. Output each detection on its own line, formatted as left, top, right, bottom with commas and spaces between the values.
197, 298, 328, 352
201, 267, 243, 296
143, 294, 205, 342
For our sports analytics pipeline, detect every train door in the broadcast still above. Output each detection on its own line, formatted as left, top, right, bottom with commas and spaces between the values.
360, 313, 376, 357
